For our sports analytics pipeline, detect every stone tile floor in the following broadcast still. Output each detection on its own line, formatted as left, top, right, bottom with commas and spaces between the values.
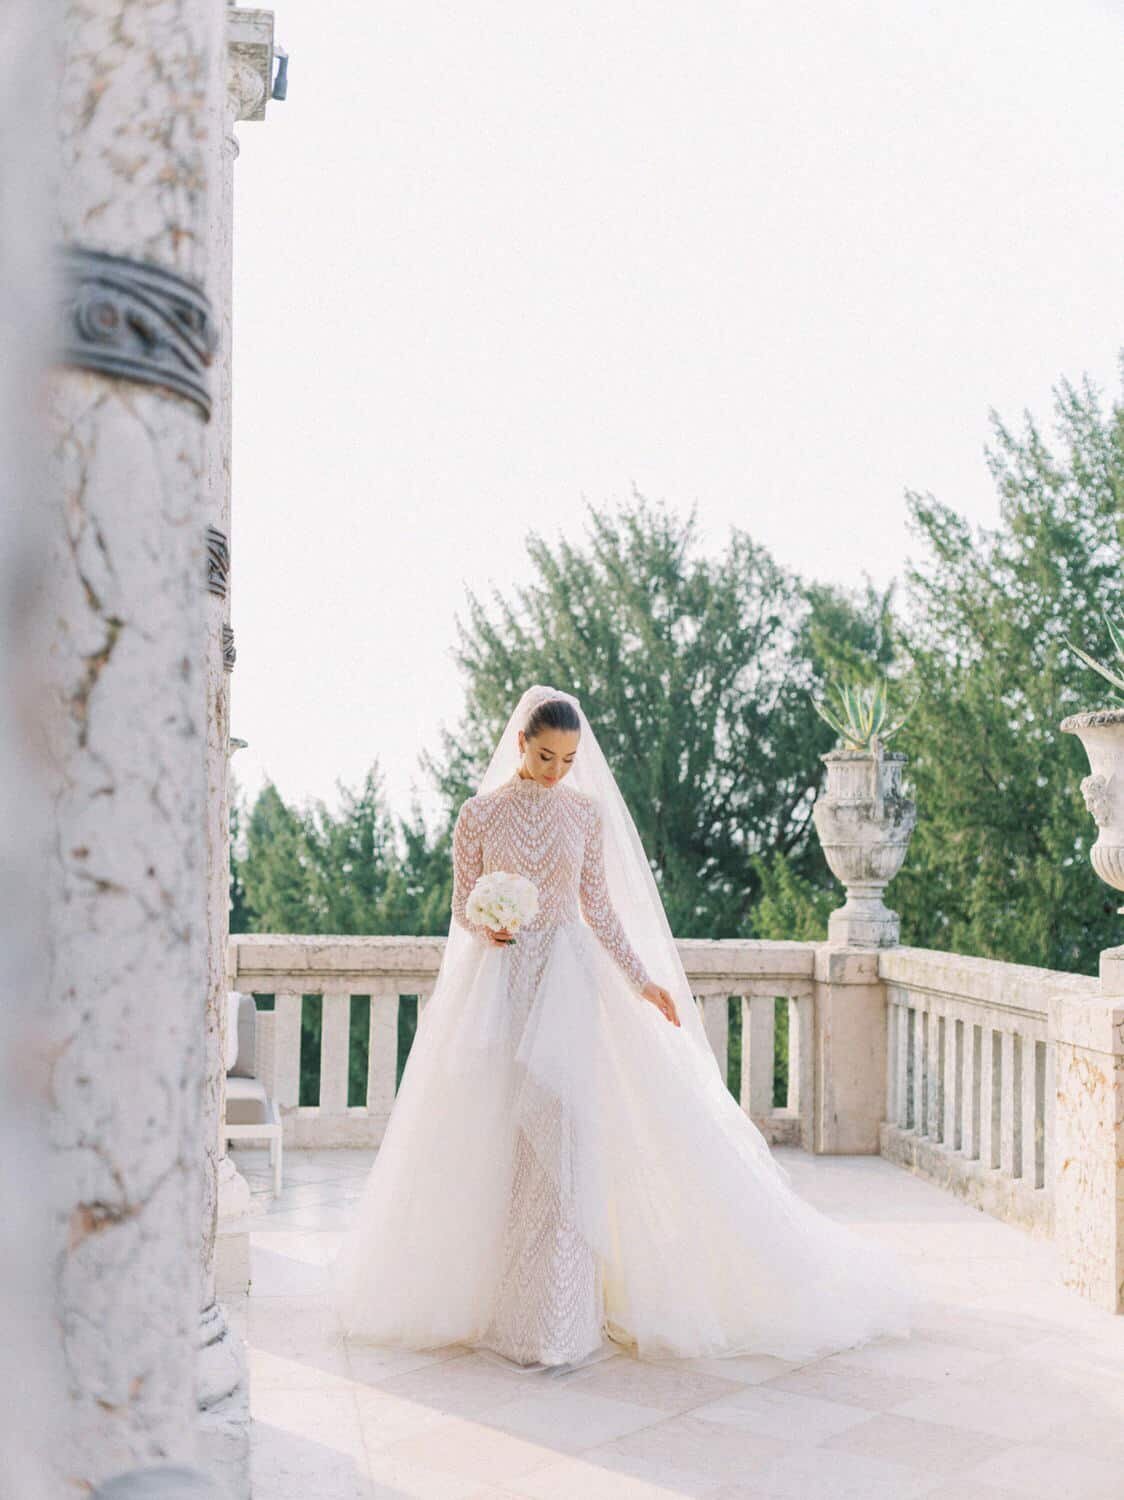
227, 1146, 1124, 1499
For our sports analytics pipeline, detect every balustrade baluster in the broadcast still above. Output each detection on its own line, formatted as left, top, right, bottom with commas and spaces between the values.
962, 1020, 980, 1159
912, 1004, 925, 1131
790, 994, 813, 1137
701, 994, 729, 1083
273, 992, 303, 1111
1020, 1033, 1039, 1186
926, 1007, 942, 1136
885, 995, 899, 1123
366, 979, 401, 1136
999, 1030, 1019, 1177
899, 1003, 913, 1129
319, 990, 351, 1115
1042, 1036, 1056, 1194
979, 1025, 997, 1169
945, 1013, 961, 1149
742, 994, 776, 1118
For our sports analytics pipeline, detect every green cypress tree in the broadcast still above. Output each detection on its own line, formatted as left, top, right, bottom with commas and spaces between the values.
892, 363, 1124, 970
424, 494, 887, 937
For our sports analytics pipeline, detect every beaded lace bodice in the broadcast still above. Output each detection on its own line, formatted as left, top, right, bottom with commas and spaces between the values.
452, 771, 651, 993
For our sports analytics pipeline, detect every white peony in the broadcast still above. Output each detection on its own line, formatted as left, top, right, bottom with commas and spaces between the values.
465, 870, 539, 936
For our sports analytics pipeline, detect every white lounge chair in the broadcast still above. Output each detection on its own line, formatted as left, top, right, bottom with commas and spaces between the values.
223, 990, 283, 1196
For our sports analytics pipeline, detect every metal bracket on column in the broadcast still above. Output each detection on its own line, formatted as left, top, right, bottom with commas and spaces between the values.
57, 246, 216, 419
206, 526, 230, 598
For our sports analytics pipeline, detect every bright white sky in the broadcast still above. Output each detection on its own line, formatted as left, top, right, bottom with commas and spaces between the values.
231, 0, 1124, 828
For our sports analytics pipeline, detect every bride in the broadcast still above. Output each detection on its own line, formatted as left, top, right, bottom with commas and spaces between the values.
329, 684, 919, 1372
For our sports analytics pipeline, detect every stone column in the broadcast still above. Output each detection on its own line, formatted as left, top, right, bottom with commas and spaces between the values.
196, 8, 275, 1494
43, 0, 224, 1488
810, 945, 887, 1153
0, 4, 56, 1496
1050, 946, 1124, 1313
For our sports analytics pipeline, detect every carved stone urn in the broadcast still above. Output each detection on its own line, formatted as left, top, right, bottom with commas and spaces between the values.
1060, 709, 1124, 910
812, 747, 917, 946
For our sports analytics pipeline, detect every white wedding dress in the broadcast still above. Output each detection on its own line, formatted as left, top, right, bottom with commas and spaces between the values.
329, 687, 919, 1370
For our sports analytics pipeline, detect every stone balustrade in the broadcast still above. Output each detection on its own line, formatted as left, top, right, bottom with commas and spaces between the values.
228, 934, 818, 1150
878, 947, 1099, 1235
232, 936, 444, 1150
228, 932, 1124, 1313
877, 944, 1124, 1312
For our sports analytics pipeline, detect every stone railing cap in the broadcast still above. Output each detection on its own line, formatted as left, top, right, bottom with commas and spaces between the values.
228, 933, 819, 983
879, 945, 1099, 1016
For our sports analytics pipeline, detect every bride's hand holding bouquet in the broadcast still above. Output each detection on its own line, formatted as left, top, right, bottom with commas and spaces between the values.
465, 871, 539, 948
465, 869, 677, 1023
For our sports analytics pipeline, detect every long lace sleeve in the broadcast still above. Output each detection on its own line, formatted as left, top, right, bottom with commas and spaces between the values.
579, 802, 651, 993
451, 799, 484, 938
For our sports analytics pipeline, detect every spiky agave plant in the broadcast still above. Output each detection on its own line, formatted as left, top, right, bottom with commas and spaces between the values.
1064, 613, 1124, 706
811, 676, 918, 752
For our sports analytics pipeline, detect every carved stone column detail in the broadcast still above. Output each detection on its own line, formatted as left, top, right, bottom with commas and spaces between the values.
43, 0, 224, 1489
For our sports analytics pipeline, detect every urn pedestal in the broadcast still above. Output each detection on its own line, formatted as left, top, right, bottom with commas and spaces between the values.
1048, 711, 1124, 1311
812, 749, 917, 947
1060, 708, 1124, 910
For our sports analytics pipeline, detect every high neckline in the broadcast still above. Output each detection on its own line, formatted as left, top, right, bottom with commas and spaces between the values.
509, 770, 556, 796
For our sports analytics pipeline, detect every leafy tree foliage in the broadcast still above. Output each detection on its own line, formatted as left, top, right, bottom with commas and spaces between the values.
748, 850, 836, 943
889, 367, 1123, 971
227, 775, 252, 936
424, 494, 889, 937
231, 767, 449, 1103
751, 364, 1124, 972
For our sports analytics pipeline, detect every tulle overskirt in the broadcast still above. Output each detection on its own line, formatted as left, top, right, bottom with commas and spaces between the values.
328, 920, 919, 1362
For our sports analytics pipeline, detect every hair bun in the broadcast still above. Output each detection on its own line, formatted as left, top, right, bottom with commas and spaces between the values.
522, 688, 582, 739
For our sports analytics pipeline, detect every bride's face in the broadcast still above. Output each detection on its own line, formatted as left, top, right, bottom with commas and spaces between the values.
517, 727, 581, 787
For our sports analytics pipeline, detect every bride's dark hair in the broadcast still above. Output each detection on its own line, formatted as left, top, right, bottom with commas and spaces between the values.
524, 696, 581, 739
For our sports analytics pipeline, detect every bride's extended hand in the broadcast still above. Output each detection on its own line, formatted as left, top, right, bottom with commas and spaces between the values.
641, 981, 680, 1027
483, 926, 516, 947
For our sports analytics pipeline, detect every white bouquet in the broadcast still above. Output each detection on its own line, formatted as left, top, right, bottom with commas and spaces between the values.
465, 870, 539, 940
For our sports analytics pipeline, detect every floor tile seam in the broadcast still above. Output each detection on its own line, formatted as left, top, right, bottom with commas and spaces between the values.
615, 1381, 789, 1427
557, 1362, 748, 1406
747, 1441, 984, 1489
817, 1417, 1029, 1469
693, 1403, 898, 1448
441, 1382, 680, 1438
345, 1343, 469, 1376
814, 1349, 1008, 1380
345, 1381, 388, 1485
875, 1399, 1124, 1453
